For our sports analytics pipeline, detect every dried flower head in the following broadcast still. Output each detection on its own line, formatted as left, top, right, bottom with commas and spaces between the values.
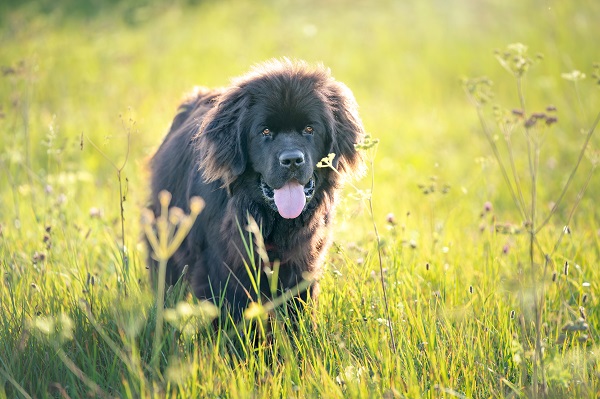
386, 213, 396, 225
483, 201, 493, 213
158, 190, 172, 208
189, 196, 205, 215
89, 207, 104, 219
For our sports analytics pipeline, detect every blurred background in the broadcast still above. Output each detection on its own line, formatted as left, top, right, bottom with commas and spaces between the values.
1, 0, 599, 243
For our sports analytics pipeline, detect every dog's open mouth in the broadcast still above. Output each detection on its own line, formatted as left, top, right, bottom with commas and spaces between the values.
260, 176, 315, 219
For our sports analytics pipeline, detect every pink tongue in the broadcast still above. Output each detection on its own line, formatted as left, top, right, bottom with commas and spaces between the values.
273, 181, 306, 219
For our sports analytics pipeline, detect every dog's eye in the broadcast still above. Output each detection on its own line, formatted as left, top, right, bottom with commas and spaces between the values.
303, 126, 314, 135
262, 128, 271, 136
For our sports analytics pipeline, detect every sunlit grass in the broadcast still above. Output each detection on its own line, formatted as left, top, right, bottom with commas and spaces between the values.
1, 0, 599, 397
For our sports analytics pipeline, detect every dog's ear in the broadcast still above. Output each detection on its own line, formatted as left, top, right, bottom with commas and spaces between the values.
196, 86, 249, 185
326, 81, 366, 179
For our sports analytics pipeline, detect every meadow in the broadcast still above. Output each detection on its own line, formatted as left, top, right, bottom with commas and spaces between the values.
1, 0, 599, 397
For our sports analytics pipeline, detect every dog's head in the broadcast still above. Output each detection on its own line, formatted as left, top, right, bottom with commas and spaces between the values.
196, 59, 365, 219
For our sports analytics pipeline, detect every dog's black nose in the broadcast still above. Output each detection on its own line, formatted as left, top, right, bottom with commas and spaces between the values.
279, 150, 305, 169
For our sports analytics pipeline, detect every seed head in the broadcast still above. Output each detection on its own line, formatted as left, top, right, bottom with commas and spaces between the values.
158, 190, 172, 208
89, 207, 103, 219
168, 207, 184, 225
189, 196, 205, 215
483, 201, 493, 213
141, 209, 155, 225
524, 116, 537, 128
561, 321, 574, 332
32, 251, 46, 263
386, 213, 396, 225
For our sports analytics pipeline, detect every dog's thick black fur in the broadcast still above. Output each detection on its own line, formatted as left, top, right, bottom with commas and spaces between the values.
148, 59, 365, 322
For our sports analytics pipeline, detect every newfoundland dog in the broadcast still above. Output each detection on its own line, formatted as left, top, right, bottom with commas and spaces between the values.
148, 59, 365, 323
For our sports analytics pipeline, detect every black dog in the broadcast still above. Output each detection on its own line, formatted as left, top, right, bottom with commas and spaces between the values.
148, 59, 365, 322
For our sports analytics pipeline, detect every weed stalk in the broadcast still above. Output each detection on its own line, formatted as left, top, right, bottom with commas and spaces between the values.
86, 117, 132, 290
142, 191, 204, 372
317, 137, 397, 353
465, 43, 599, 397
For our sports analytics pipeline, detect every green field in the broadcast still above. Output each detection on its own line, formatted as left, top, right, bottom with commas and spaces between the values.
1, 0, 599, 397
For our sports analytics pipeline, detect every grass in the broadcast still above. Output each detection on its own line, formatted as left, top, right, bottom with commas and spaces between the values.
1, 0, 600, 397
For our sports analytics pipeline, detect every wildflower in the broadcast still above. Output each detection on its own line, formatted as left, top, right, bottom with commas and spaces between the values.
89, 207, 103, 219
524, 116, 537, 128
483, 201, 493, 213
376, 318, 390, 327
335, 365, 366, 385
561, 70, 586, 82
32, 252, 46, 263
386, 213, 396, 226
